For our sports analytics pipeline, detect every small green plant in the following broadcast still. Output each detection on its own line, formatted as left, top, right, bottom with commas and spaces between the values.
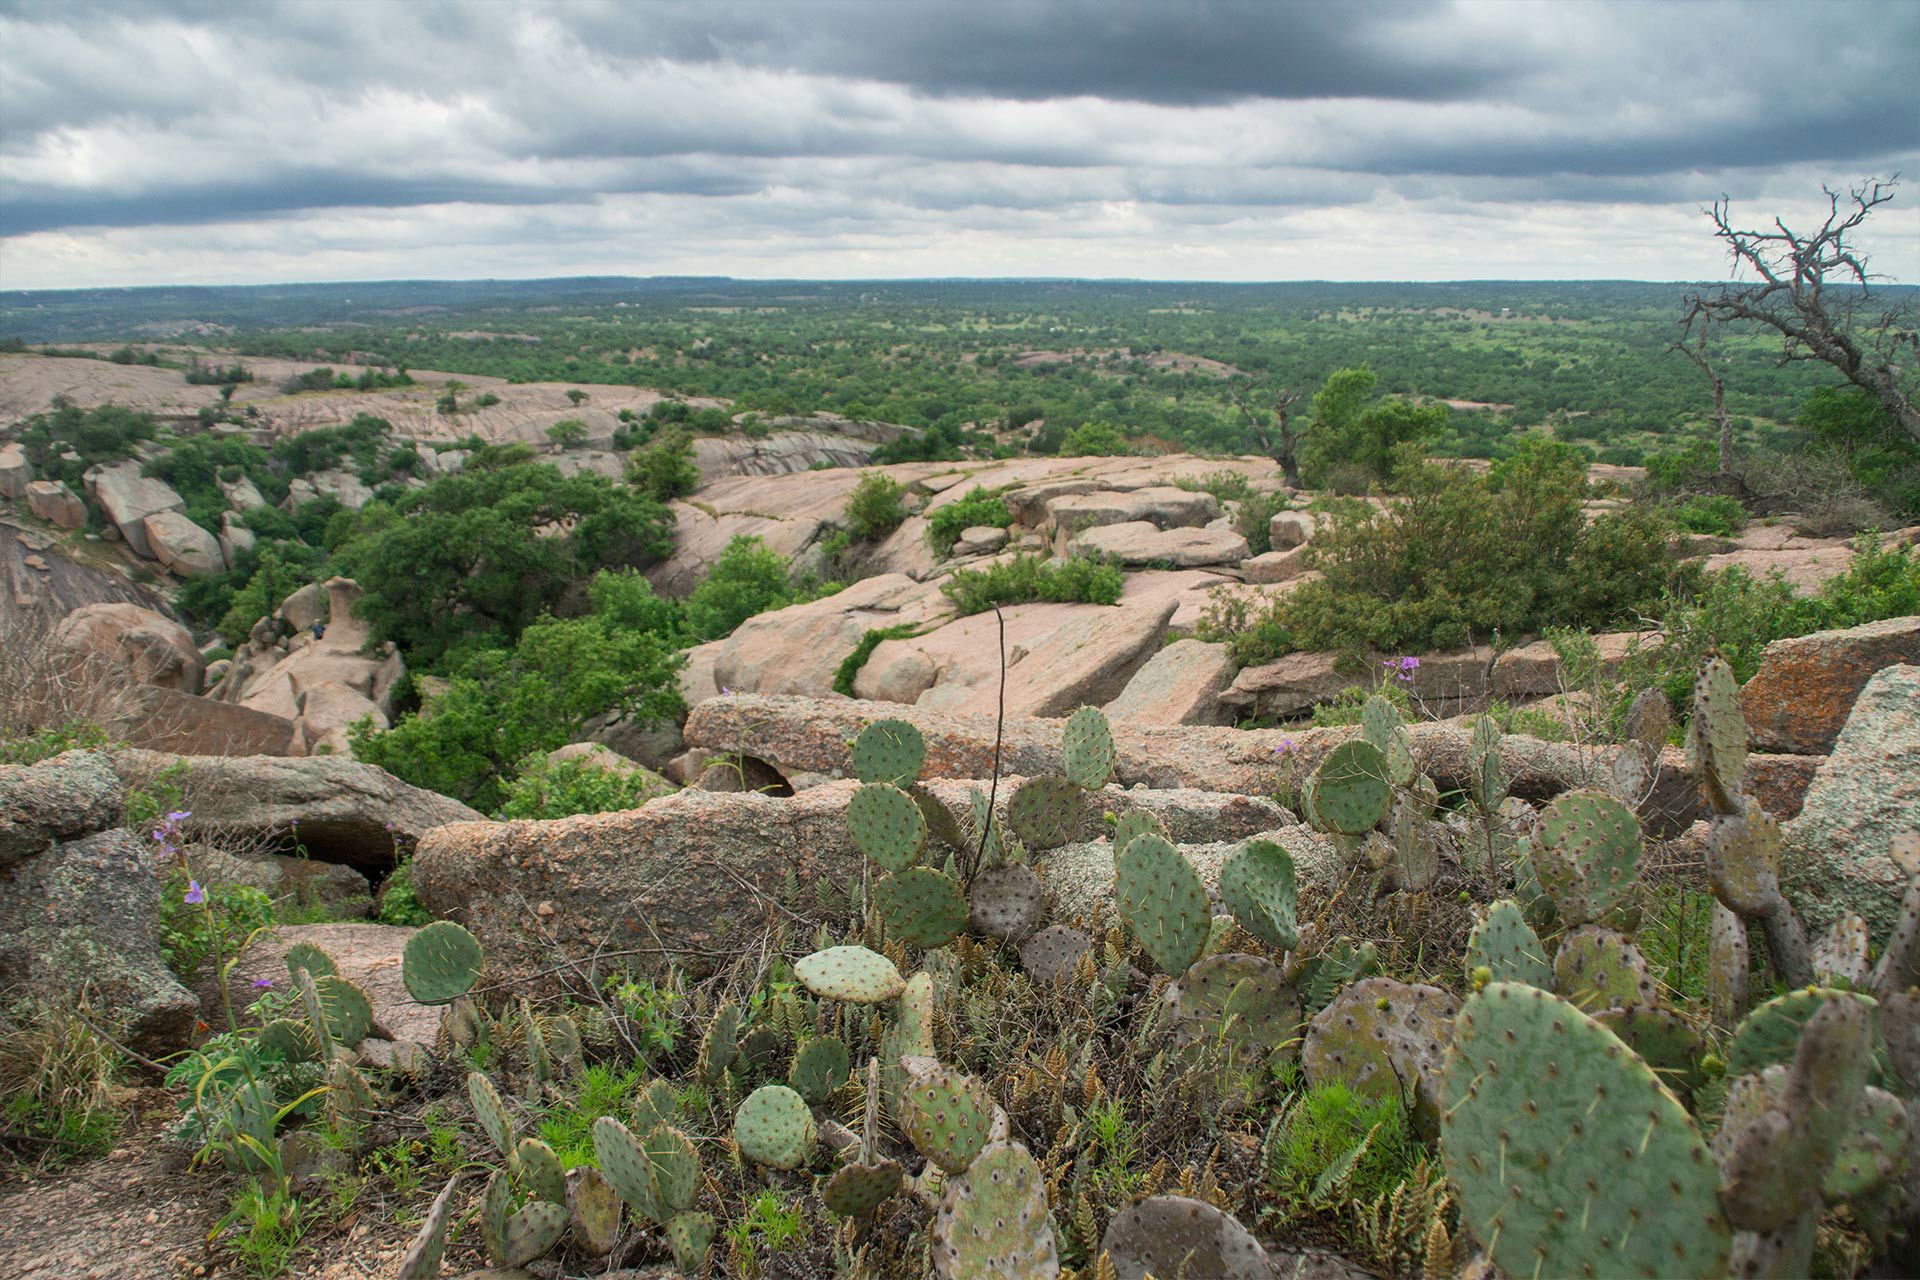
215, 1178, 312, 1279
0, 996, 127, 1172
546, 418, 589, 449
832, 622, 920, 696
940, 553, 1124, 615
925, 486, 1013, 555
376, 859, 433, 926
537, 1062, 649, 1168
497, 755, 672, 819
1266, 1081, 1421, 1207
0, 720, 111, 766
1672, 493, 1748, 537
725, 1188, 808, 1273
842, 471, 908, 541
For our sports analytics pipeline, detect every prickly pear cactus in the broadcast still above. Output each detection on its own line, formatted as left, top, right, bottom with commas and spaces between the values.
1019, 924, 1090, 984
1813, 912, 1872, 987
1708, 897, 1751, 1027
1551, 924, 1655, 1012
1297, 936, 1380, 1016
734, 1084, 816, 1170
1726, 987, 1880, 1078
1308, 740, 1392, 835
699, 999, 741, 1084
967, 862, 1043, 941
1467, 715, 1508, 814
849, 781, 929, 872
1099, 1195, 1269, 1280
1687, 656, 1747, 813
1622, 686, 1671, 747
789, 1035, 851, 1104
481, 1169, 567, 1267
401, 919, 484, 1005
396, 1174, 460, 1280
1114, 832, 1210, 974
468, 1070, 515, 1160
1532, 788, 1643, 925
1464, 900, 1550, 989
283, 941, 338, 981
565, 1165, 621, 1255
931, 1140, 1060, 1279
667, 1209, 715, 1278
515, 1136, 566, 1205
1441, 982, 1730, 1280
1007, 775, 1084, 851
875, 867, 968, 948
1162, 953, 1299, 1082
1110, 807, 1169, 854
258, 1018, 318, 1064
593, 1115, 664, 1223
1218, 838, 1299, 952
1062, 705, 1116, 791
851, 717, 927, 786
1594, 1005, 1709, 1099
881, 970, 936, 1111
902, 1064, 994, 1174
1302, 977, 1458, 1131
825, 1157, 906, 1218
795, 945, 906, 1004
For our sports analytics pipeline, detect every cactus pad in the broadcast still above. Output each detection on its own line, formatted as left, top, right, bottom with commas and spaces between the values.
734, 1085, 815, 1170
1727, 986, 1879, 1077
1468, 717, 1508, 813
667, 1210, 714, 1277
1099, 1195, 1268, 1280
912, 784, 969, 852
467, 1070, 515, 1159
1162, 953, 1298, 1054
824, 1157, 906, 1218
482, 1170, 567, 1267
565, 1166, 621, 1255
515, 1136, 566, 1205
302, 971, 373, 1048
1812, 912, 1871, 987
1441, 982, 1730, 1280
283, 942, 338, 981
396, 1174, 460, 1280
1533, 788, 1643, 925
1552, 924, 1655, 1011
1309, 740, 1391, 835
592, 1115, 663, 1222
1464, 900, 1550, 989
1007, 775, 1084, 851
1114, 832, 1210, 975
848, 782, 928, 872
790, 1035, 851, 1104
1297, 936, 1380, 1016
1302, 977, 1458, 1129
1019, 924, 1090, 983
851, 717, 926, 786
967, 863, 1044, 941
257, 1017, 318, 1064
1218, 838, 1299, 951
1062, 705, 1116, 791
401, 919, 484, 1005
1110, 807, 1169, 854
1594, 1005, 1708, 1099
931, 1140, 1059, 1279
796, 945, 906, 1004
1622, 686, 1671, 747
876, 867, 968, 948
1706, 808, 1785, 916
903, 1065, 994, 1174
648, 1125, 700, 1214
1687, 656, 1747, 810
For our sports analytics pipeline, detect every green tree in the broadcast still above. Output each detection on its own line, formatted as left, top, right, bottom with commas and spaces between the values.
350, 571, 685, 811
213, 548, 314, 646
684, 535, 798, 641
1798, 386, 1920, 516
842, 471, 907, 541
334, 462, 676, 669
565, 388, 589, 406
1300, 368, 1448, 492
547, 418, 590, 450
1060, 420, 1129, 456
630, 425, 701, 501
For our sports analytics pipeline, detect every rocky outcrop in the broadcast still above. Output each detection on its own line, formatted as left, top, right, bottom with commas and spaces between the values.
105, 685, 297, 756
1070, 522, 1250, 568
142, 511, 223, 577
951, 526, 1010, 556
111, 749, 481, 871
1782, 664, 1920, 940
205, 924, 444, 1049
235, 578, 406, 754
855, 600, 1144, 709
0, 749, 123, 866
1740, 616, 1920, 755
1490, 631, 1661, 701
1240, 545, 1312, 584
1269, 510, 1319, 550
1103, 638, 1238, 726
1047, 487, 1219, 532
25, 479, 86, 528
0, 442, 33, 499
412, 779, 1289, 976
53, 602, 203, 693
946, 598, 1178, 718
544, 742, 677, 804
192, 845, 373, 918
83, 460, 185, 558
217, 512, 255, 567
710, 572, 953, 698
1223, 647, 1498, 720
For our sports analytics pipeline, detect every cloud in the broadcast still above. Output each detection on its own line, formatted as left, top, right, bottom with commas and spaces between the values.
0, 0, 1915, 286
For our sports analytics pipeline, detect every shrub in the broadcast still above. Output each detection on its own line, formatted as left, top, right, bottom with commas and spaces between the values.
546, 418, 589, 449
1203, 442, 1688, 663
842, 472, 908, 542
629, 425, 701, 500
833, 623, 921, 696
940, 553, 1126, 615
1300, 367, 1447, 492
925, 487, 1013, 555
684, 535, 800, 642
1671, 494, 1747, 537
374, 860, 432, 926
1060, 421, 1130, 456
498, 756, 671, 820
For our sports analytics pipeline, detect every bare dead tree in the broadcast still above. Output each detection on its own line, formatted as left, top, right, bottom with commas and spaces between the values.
1681, 176, 1919, 446
1670, 316, 1737, 488
1234, 381, 1306, 487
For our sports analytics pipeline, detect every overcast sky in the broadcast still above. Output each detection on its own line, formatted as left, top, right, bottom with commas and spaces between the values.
1, 0, 1915, 289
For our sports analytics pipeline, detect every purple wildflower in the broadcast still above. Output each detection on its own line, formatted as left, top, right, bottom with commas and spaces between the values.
1274, 737, 1299, 757
184, 880, 206, 905
251, 977, 274, 990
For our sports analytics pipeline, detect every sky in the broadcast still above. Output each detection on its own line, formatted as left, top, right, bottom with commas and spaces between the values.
1, 0, 1916, 289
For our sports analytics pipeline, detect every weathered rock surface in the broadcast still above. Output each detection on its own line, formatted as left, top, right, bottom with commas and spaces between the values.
1490, 631, 1661, 701
856, 600, 1125, 708
0, 442, 31, 499
1240, 545, 1312, 584
1103, 638, 1238, 726
0, 827, 196, 1054
710, 572, 952, 698
112, 749, 480, 871
1071, 521, 1250, 568
950, 525, 1010, 556
25, 479, 86, 528
83, 460, 184, 558
104, 685, 297, 756
1223, 647, 1498, 720
1269, 509, 1319, 549
1047, 486, 1218, 532
236, 578, 406, 753
141, 511, 223, 577
412, 779, 1290, 975
53, 602, 203, 693
0, 749, 122, 866
1740, 616, 1920, 755
1782, 664, 1920, 940
948, 598, 1178, 718
205, 924, 444, 1047
192, 845, 374, 918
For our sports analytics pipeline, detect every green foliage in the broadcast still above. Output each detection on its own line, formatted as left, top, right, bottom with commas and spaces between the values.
1266, 1082, 1422, 1204
1671, 493, 1747, 536
1799, 385, 1920, 516
832, 623, 921, 696
269, 413, 393, 478
683, 535, 801, 642
940, 553, 1125, 615
546, 418, 589, 449
161, 878, 274, 983
142, 431, 277, 527
0, 720, 110, 766
16, 403, 157, 484
536, 1063, 649, 1169
350, 571, 685, 811
842, 471, 908, 541
1209, 441, 1687, 662
213, 547, 316, 647
1059, 420, 1130, 456
925, 486, 1013, 555
375, 860, 432, 926
1236, 489, 1289, 556
1300, 367, 1447, 492
215, 1178, 314, 1279
629, 424, 701, 501
0, 997, 128, 1173
332, 462, 676, 668
498, 756, 672, 820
